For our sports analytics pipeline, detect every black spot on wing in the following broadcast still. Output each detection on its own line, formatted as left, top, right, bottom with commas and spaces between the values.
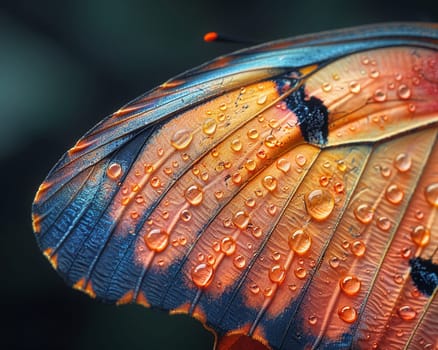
409, 257, 438, 296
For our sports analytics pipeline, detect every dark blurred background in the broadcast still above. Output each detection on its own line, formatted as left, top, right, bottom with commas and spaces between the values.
1, 0, 437, 349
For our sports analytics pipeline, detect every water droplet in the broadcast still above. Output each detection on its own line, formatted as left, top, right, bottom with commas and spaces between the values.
245, 159, 257, 171
264, 287, 273, 297
233, 211, 250, 230
410, 225, 430, 246
221, 236, 236, 255
415, 210, 424, 220
295, 154, 307, 167
329, 256, 340, 268
202, 118, 217, 135
233, 255, 246, 269
370, 69, 380, 79
308, 315, 318, 325
349, 81, 361, 94
247, 128, 259, 140
157, 147, 164, 157
150, 176, 161, 188
386, 184, 404, 204
212, 241, 220, 252
425, 183, 438, 207
180, 209, 192, 222
266, 203, 277, 216
135, 195, 144, 204
322, 82, 332, 92
264, 135, 277, 148
130, 211, 139, 219
340, 276, 361, 296
394, 274, 404, 284
294, 267, 307, 279
257, 149, 267, 159
257, 95, 267, 105
377, 216, 392, 231
342, 240, 350, 249
374, 89, 386, 102
185, 185, 203, 205
398, 84, 411, 100
288, 229, 312, 255
232, 173, 242, 184
191, 263, 214, 288
354, 204, 374, 224
276, 158, 291, 173
269, 264, 286, 284
304, 189, 335, 221
107, 162, 122, 179
262, 176, 277, 191
362, 57, 370, 65
171, 129, 193, 150
144, 229, 169, 252
394, 153, 412, 172
231, 139, 242, 152
334, 182, 344, 194
249, 284, 260, 294
351, 240, 366, 257
337, 160, 347, 172
179, 236, 187, 246
214, 190, 224, 200
272, 251, 281, 261
319, 176, 329, 187
381, 166, 391, 178
401, 247, 412, 259
211, 148, 219, 157
397, 305, 417, 320
288, 284, 297, 291
197, 253, 205, 262
219, 103, 227, 111
338, 306, 358, 323
395, 73, 403, 81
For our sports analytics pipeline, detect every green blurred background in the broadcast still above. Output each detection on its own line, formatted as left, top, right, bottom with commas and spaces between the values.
1, 0, 437, 349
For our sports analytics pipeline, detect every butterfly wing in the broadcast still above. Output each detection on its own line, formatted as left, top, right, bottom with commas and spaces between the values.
32, 23, 438, 350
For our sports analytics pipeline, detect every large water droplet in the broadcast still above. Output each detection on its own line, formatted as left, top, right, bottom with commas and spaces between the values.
276, 158, 291, 173
349, 81, 361, 94
185, 185, 203, 205
295, 154, 307, 167
397, 305, 417, 320
221, 236, 236, 255
394, 153, 412, 172
308, 315, 318, 325
340, 276, 361, 296
351, 240, 366, 257
410, 225, 431, 246
288, 229, 312, 255
144, 229, 169, 252
269, 264, 286, 284
338, 306, 358, 323
425, 183, 438, 207
257, 95, 267, 105
377, 216, 392, 231
262, 176, 277, 191
231, 139, 242, 152
264, 135, 277, 148
385, 184, 404, 204
304, 189, 335, 221
202, 118, 217, 135
233, 255, 246, 269
322, 82, 332, 92
373, 89, 386, 102
294, 267, 307, 279
245, 159, 257, 171
354, 204, 374, 224
107, 162, 122, 180
233, 211, 250, 230
180, 209, 192, 222
171, 129, 193, 150
191, 263, 214, 288
398, 84, 411, 100
247, 128, 259, 140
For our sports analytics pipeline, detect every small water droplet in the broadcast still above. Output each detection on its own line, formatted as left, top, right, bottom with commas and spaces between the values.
249, 284, 260, 294
338, 306, 358, 323
232, 173, 242, 184
381, 166, 391, 178
135, 195, 144, 204
351, 240, 366, 257
340, 276, 361, 296
319, 176, 329, 187
305, 189, 335, 221
150, 176, 161, 188
393, 274, 404, 284
130, 211, 139, 219
398, 84, 411, 100
233, 211, 250, 230
214, 190, 224, 200
191, 263, 214, 288
245, 159, 257, 171
394, 153, 412, 172
264, 135, 277, 148
322, 82, 332, 92
211, 148, 219, 157
233, 255, 246, 269
202, 118, 217, 135
370, 69, 380, 79
247, 128, 259, 140
415, 210, 424, 220
337, 160, 347, 172
219, 103, 227, 111
397, 305, 417, 320
272, 251, 281, 261
197, 253, 205, 262
231, 139, 242, 152
269, 264, 286, 284
288, 229, 312, 255
221, 236, 236, 255
180, 209, 192, 222
185, 185, 203, 205
386, 184, 404, 204
107, 162, 122, 179
144, 163, 154, 173
329, 256, 340, 268
257, 149, 267, 159
294, 267, 307, 279
295, 154, 307, 167
157, 147, 164, 157
212, 241, 220, 252
401, 247, 412, 259
425, 183, 438, 207
251, 226, 262, 238
276, 158, 291, 173
377, 216, 392, 231
334, 182, 344, 194
257, 95, 267, 105
349, 81, 361, 94
264, 287, 273, 297
262, 176, 277, 191
308, 315, 318, 325
144, 229, 169, 252
410, 225, 430, 246
170, 129, 193, 150
354, 204, 374, 224
266, 203, 277, 216
288, 284, 297, 291
373, 89, 386, 102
